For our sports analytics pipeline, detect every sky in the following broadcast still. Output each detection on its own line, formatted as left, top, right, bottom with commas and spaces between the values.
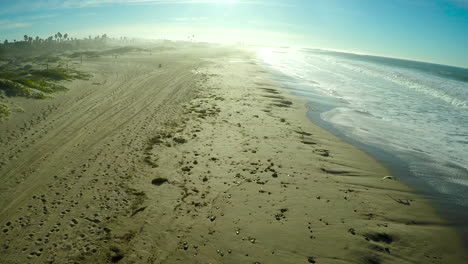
0, 0, 467, 68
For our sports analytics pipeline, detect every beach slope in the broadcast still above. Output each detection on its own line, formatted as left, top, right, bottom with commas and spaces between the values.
0, 44, 465, 263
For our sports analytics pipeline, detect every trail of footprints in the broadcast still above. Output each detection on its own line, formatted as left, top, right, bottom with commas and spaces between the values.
135, 68, 402, 263
0, 64, 400, 263
0, 108, 165, 263
0, 160, 139, 262
136, 69, 375, 263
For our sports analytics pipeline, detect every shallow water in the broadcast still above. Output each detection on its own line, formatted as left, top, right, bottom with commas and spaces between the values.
256, 47, 468, 223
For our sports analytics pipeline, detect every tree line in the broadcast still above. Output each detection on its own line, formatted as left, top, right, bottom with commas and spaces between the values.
0, 32, 110, 57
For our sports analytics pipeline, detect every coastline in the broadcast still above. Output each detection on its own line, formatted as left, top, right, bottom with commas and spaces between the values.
0, 45, 466, 263
304, 98, 468, 243
259, 58, 468, 245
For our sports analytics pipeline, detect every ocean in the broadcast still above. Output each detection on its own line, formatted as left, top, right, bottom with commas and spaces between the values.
257, 48, 468, 224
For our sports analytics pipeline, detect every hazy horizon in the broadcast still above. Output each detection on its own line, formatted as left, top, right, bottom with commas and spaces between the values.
1, 0, 467, 68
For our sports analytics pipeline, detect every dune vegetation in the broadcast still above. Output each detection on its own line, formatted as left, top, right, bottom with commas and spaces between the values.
0, 67, 92, 98
0, 31, 150, 121
0, 32, 117, 120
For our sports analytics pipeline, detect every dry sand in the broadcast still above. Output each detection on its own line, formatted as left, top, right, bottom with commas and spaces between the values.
0, 44, 466, 263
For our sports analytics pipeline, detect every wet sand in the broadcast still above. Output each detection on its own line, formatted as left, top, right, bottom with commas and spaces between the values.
0, 44, 466, 263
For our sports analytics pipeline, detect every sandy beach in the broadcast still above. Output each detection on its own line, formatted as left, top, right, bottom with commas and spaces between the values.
0, 44, 466, 263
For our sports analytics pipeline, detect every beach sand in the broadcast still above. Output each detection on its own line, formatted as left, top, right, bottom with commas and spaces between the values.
0, 44, 466, 263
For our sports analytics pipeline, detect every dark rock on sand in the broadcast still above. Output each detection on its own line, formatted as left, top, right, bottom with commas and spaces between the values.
151, 178, 168, 186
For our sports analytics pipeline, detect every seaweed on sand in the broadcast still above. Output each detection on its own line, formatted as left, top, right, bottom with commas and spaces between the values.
0, 103, 10, 120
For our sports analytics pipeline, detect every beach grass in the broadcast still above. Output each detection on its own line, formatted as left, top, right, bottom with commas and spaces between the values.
32, 55, 62, 63
0, 67, 90, 101
31, 69, 73, 80
0, 79, 45, 98
67, 51, 100, 58
15, 79, 68, 93
66, 47, 148, 59
0, 51, 93, 122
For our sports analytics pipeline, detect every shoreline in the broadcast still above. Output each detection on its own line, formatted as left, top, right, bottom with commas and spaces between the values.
304, 99, 468, 243
0, 45, 466, 263
257, 60, 468, 245
130, 48, 466, 263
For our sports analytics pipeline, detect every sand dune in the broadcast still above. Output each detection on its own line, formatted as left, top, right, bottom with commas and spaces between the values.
0, 44, 466, 263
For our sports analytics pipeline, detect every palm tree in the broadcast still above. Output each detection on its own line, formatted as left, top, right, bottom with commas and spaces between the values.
57, 32, 62, 41
24, 35, 28, 42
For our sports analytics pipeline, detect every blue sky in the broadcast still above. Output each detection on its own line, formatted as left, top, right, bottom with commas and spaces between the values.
0, 0, 467, 68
